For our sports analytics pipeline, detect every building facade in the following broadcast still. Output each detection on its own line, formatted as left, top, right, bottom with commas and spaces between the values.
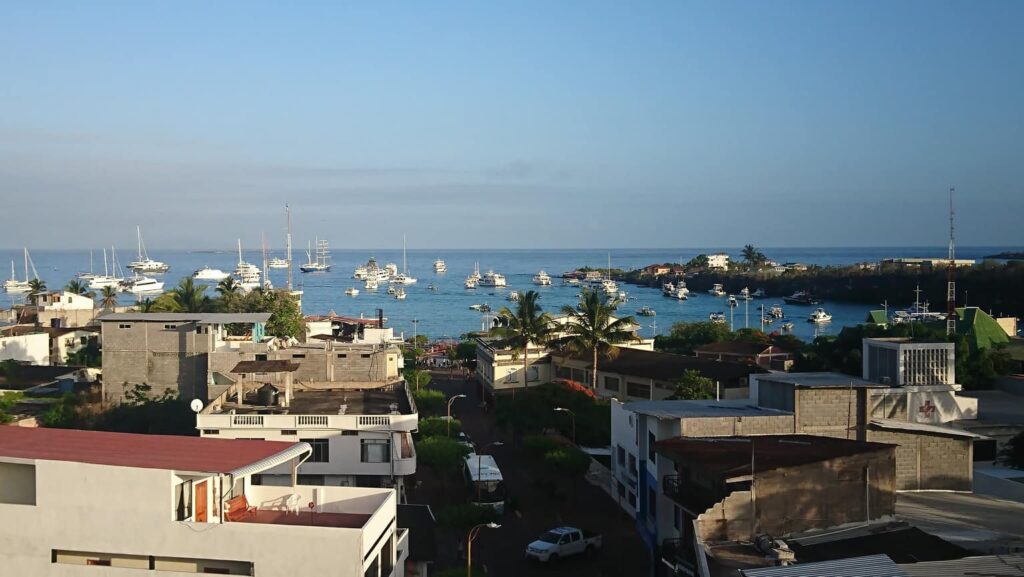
863, 338, 956, 387
0, 427, 405, 577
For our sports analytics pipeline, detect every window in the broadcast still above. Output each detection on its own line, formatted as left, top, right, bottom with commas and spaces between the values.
604, 375, 621, 392
292, 354, 306, 359
297, 474, 325, 485
254, 354, 267, 361
0, 462, 35, 505
118, 323, 132, 329
341, 430, 358, 436
649, 487, 657, 521
380, 533, 394, 577
504, 370, 518, 383
163, 324, 177, 330
361, 353, 371, 358
201, 429, 219, 435
648, 432, 657, 463
361, 439, 390, 463
79, 336, 88, 345
337, 353, 347, 358
627, 381, 651, 399
302, 439, 330, 463
627, 453, 637, 477
628, 491, 637, 508
617, 481, 626, 498
556, 366, 571, 379
175, 480, 193, 520
616, 445, 625, 466
281, 430, 297, 436
673, 504, 681, 531
528, 365, 540, 382
363, 556, 379, 577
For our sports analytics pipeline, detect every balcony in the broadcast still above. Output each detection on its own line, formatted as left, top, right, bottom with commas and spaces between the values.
660, 538, 694, 573
662, 475, 722, 516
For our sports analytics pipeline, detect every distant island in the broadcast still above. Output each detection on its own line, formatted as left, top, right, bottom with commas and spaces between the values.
984, 251, 1024, 260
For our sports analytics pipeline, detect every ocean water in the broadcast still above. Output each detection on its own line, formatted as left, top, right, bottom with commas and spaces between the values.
3, 246, 1017, 343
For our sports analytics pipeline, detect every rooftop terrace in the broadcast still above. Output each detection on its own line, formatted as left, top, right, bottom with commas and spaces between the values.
211, 382, 414, 416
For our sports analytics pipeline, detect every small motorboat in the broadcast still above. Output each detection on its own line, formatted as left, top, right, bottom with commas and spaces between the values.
770, 305, 784, 318
736, 287, 751, 301
469, 304, 483, 311
727, 296, 738, 308
427, 283, 438, 291
709, 312, 727, 324
507, 291, 520, 302
637, 306, 656, 317
781, 321, 795, 331
784, 291, 822, 305
808, 308, 832, 323
394, 288, 407, 300
387, 286, 397, 295
465, 276, 477, 289
345, 287, 359, 297
708, 283, 726, 297
365, 278, 379, 290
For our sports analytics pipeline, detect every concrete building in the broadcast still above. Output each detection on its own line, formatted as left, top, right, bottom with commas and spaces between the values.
707, 253, 730, 270
0, 426, 405, 577
197, 364, 418, 498
3, 325, 99, 365
100, 312, 402, 403
695, 341, 795, 371
554, 346, 762, 401
0, 331, 49, 365
752, 372, 983, 491
656, 435, 897, 575
863, 338, 956, 387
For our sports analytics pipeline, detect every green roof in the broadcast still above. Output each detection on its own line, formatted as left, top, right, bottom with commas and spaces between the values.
955, 307, 1010, 350
865, 310, 888, 325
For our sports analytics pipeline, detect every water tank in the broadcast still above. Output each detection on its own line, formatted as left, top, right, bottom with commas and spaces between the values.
257, 384, 279, 406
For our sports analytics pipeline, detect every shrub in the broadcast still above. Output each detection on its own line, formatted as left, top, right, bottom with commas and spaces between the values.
412, 388, 445, 415
418, 416, 461, 438
543, 447, 592, 479
522, 434, 561, 457
1001, 430, 1024, 469
437, 503, 500, 530
417, 436, 471, 473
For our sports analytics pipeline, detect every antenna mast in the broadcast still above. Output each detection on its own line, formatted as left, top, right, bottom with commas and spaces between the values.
946, 188, 956, 336
286, 204, 293, 291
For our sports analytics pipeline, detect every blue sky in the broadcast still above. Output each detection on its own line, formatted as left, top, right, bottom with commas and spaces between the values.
1, 1, 1021, 249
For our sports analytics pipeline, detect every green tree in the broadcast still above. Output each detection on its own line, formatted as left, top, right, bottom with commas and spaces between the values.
0, 392, 23, 424
656, 321, 733, 355
1001, 430, 1024, 469
412, 388, 445, 415
686, 254, 710, 270
436, 503, 500, 531
27, 278, 47, 305
162, 277, 213, 313
559, 290, 638, 389
493, 290, 555, 398
418, 416, 461, 438
405, 369, 432, 391
417, 436, 472, 473
66, 339, 101, 367
668, 370, 716, 400
64, 278, 95, 298
99, 285, 119, 309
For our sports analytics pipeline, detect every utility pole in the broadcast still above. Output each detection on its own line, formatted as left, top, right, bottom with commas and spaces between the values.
946, 188, 957, 336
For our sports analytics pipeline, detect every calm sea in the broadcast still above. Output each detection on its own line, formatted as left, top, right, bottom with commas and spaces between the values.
3, 246, 1018, 342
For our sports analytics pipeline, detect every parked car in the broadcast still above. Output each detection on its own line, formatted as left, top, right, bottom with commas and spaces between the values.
525, 527, 602, 563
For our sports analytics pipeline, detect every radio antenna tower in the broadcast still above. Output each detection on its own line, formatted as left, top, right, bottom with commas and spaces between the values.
946, 188, 956, 336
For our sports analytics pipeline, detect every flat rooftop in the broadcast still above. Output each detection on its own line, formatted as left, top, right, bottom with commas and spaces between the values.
99, 312, 271, 324
896, 492, 1024, 553
756, 372, 887, 389
233, 509, 372, 529
0, 427, 300, 474
215, 383, 414, 416
625, 399, 792, 420
656, 435, 893, 477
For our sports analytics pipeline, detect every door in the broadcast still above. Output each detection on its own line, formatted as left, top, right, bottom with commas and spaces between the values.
195, 480, 208, 522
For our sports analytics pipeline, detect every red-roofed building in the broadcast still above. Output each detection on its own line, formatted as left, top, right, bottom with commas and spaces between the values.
0, 427, 406, 577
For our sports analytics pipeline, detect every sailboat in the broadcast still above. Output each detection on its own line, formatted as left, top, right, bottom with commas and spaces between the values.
88, 247, 125, 289
3, 248, 36, 293
126, 226, 170, 273
300, 238, 331, 273
391, 235, 417, 284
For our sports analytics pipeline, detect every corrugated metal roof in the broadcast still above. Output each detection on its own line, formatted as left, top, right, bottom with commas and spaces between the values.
869, 419, 989, 439
756, 372, 887, 389
900, 554, 1024, 577
624, 399, 791, 420
741, 554, 908, 577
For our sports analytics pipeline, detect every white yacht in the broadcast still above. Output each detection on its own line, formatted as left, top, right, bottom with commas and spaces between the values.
364, 278, 379, 291
507, 291, 520, 302
770, 305, 784, 318
345, 287, 359, 297
121, 275, 164, 294
385, 262, 399, 278
663, 281, 689, 300
469, 262, 481, 282
708, 284, 726, 297
386, 285, 397, 295
637, 306, 656, 316
562, 277, 580, 287
736, 287, 751, 301
434, 259, 447, 273
193, 267, 230, 282
394, 288, 407, 300
709, 312, 727, 324
233, 240, 261, 290
300, 238, 331, 273
728, 295, 738, 308
268, 257, 289, 269
600, 279, 618, 294
464, 276, 478, 289
808, 308, 833, 323
126, 226, 170, 273
390, 235, 417, 284
4, 248, 37, 293
478, 270, 507, 288
532, 270, 552, 285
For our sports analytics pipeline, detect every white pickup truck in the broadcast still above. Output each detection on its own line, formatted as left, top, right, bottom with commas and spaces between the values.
525, 526, 602, 563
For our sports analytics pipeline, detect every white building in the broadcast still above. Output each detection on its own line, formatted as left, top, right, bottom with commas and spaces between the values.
707, 253, 730, 270
0, 331, 50, 365
198, 365, 418, 499
36, 291, 95, 311
0, 426, 405, 577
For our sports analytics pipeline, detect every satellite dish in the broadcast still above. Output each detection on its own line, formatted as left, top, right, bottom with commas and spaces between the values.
190, 399, 204, 413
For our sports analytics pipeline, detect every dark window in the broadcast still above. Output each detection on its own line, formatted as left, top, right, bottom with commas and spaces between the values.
649, 487, 657, 521
337, 353, 347, 358
627, 381, 651, 398
341, 430, 358, 436
648, 432, 657, 463
380, 533, 394, 577
87, 559, 112, 566
628, 491, 637, 507
297, 474, 325, 485
118, 324, 131, 329
164, 324, 177, 330
292, 354, 306, 359
281, 430, 297, 436
251, 474, 262, 485
361, 353, 371, 358
617, 445, 625, 466
673, 504, 681, 530
255, 354, 267, 361
361, 439, 390, 463
302, 439, 329, 463
604, 375, 621, 392
617, 481, 626, 498
203, 568, 230, 574
556, 366, 571, 379
175, 480, 193, 520
202, 429, 219, 435
363, 556, 379, 577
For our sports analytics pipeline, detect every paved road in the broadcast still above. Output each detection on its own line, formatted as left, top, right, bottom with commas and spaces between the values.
429, 373, 650, 577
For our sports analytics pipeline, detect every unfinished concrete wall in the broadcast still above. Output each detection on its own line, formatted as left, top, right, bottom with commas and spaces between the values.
697, 491, 753, 543
864, 429, 972, 491
101, 321, 211, 401
794, 388, 869, 439
682, 415, 795, 438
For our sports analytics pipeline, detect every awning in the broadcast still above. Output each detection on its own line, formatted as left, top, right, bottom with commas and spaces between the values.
226, 442, 312, 478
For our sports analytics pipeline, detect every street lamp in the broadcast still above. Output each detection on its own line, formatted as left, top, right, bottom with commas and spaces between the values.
554, 407, 576, 444
467, 522, 501, 577
447, 394, 466, 436
411, 318, 420, 368
473, 440, 504, 503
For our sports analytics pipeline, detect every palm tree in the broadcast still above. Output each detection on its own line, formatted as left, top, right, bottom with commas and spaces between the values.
216, 276, 240, 298
167, 277, 211, 313
100, 285, 118, 309
742, 244, 759, 264
27, 278, 47, 305
64, 278, 95, 299
492, 290, 554, 398
559, 289, 639, 389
